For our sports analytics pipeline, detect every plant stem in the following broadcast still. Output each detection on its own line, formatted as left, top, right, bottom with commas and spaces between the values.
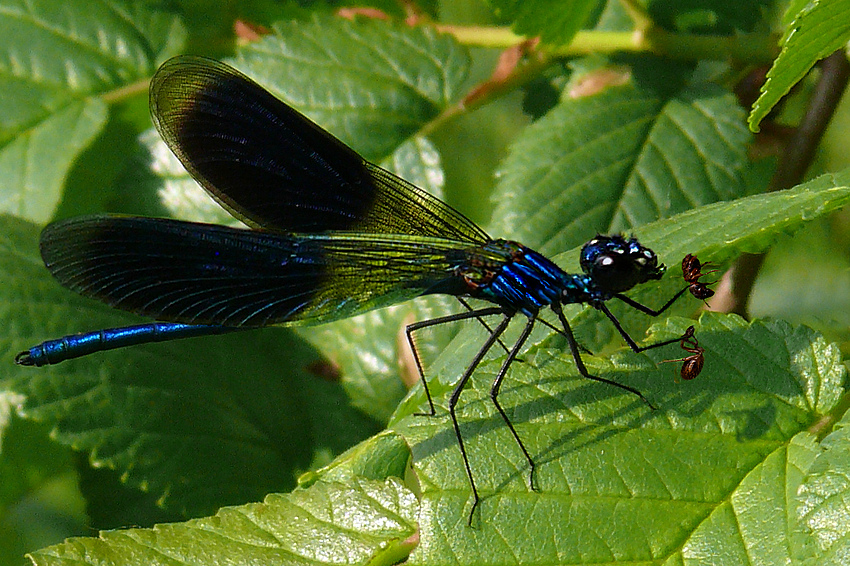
713, 50, 850, 317
436, 25, 777, 64
101, 78, 149, 104
420, 48, 553, 137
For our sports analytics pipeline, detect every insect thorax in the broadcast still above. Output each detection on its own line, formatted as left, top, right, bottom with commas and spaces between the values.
457, 240, 594, 316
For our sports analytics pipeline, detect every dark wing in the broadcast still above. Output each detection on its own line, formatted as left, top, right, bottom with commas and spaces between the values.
39, 216, 472, 327
150, 56, 489, 244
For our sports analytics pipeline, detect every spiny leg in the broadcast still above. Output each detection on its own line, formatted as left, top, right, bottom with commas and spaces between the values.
488, 315, 538, 491
445, 313, 513, 526
606, 276, 702, 352
551, 303, 656, 410
614, 285, 689, 317
536, 316, 593, 355
596, 301, 692, 354
405, 306, 504, 416
457, 297, 514, 356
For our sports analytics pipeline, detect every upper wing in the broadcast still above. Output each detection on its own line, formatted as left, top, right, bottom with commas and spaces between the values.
150, 56, 489, 244
40, 215, 472, 327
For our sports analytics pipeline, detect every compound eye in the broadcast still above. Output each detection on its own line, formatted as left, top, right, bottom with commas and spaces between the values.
588, 253, 626, 286
597, 255, 615, 268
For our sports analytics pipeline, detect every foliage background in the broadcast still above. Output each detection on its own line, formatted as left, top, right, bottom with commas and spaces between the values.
1, 0, 850, 565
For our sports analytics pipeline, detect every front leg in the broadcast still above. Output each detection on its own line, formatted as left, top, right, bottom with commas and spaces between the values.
596, 300, 691, 353
613, 286, 689, 317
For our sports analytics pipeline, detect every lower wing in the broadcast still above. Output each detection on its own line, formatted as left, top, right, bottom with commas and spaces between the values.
39, 215, 473, 327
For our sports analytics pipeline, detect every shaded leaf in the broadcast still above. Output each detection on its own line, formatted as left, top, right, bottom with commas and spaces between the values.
0, 0, 186, 223
0, 391, 86, 564
0, 392, 75, 508
492, 69, 751, 255
647, 0, 774, 33
749, 0, 850, 131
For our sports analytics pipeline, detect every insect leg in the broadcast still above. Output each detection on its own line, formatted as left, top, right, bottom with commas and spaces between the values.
535, 316, 593, 355
596, 301, 694, 353
457, 297, 514, 356
445, 313, 513, 525
613, 286, 690, 317
405, 306, 504, 416
551, 303, 655, 410
489, 315, 537, 491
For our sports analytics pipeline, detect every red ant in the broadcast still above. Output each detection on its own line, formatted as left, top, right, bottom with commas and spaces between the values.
658, 254, 714, 380
681, 253, 716, 301
662, 325, 705, 380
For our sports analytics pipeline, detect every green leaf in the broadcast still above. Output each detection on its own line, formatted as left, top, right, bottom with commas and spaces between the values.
492, 69, 751, 255
28, 478, 419, 566
749, 0, 850, 131
0, 0, 186, 223
782, 0, 813, 27
0, 215, 381, 518
0, 100, 107, 223
678, 431, 821, 564
302, 430, 412, 485
796, 411, 850, 562
389, 313, 845, 563
634, 169, 850, 263
487, 0, 599, 45
231, 14, 470, 162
